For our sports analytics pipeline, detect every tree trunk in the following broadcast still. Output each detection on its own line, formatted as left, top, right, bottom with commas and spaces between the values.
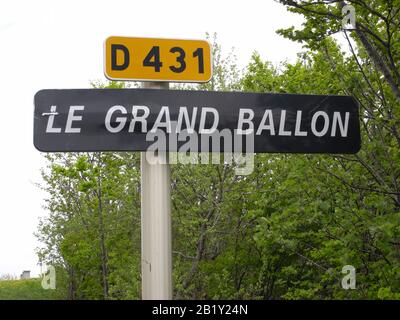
97, 159, 109, 299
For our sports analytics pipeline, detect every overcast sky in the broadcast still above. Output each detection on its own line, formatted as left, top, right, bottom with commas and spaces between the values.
0, 0, 304, 277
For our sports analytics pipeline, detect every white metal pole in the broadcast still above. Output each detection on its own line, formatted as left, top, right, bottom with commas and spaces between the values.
141, 81, 172, 300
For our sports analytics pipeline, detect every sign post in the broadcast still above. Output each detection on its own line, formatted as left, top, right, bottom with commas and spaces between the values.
140, 81, 172, 300
33, 35, 361, 301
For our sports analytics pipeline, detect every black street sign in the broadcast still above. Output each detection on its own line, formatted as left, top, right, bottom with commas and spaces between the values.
33, 89, 361, 153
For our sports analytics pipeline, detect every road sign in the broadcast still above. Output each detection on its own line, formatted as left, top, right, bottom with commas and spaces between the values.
33, 89, 361, 154
104, 37, 212, 82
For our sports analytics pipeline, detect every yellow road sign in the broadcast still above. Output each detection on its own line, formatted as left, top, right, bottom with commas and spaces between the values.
104, 36, 212, 83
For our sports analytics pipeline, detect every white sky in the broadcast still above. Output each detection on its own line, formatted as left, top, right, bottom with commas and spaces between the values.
0, 0, 303, 277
